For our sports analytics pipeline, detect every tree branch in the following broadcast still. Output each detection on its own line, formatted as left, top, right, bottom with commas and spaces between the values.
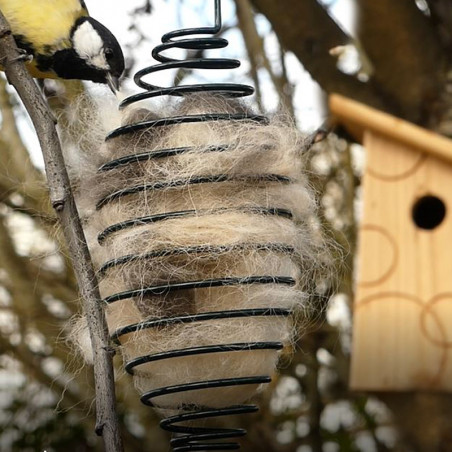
234, 0, 296, 118
425, 0, 452, 53
249, 0, 388, 111
356, 0, 446, 123
0, 11, 123, 452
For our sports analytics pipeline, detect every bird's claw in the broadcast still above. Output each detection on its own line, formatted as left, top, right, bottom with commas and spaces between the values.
11, 49, 33, 63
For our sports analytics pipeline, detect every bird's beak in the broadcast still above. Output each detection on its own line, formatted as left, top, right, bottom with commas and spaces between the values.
106, 73, 120, 93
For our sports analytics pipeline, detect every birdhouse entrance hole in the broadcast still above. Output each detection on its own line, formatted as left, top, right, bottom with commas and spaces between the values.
412, 195, 446, 230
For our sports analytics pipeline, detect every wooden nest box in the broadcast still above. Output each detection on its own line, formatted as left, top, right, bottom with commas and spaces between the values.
330, 94, 452, 391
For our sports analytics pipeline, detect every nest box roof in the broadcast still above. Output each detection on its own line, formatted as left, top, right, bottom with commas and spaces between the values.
329, 94, 452, 166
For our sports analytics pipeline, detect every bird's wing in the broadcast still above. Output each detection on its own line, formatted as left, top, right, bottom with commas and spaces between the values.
0, 0, 89, 52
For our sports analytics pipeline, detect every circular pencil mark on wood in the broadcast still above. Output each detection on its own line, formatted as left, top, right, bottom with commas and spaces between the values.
367, 152, 426, 182
412, 195, 446, 230
355, 292, 448, 385
421, 293, 452, 348
358, 225, 398, 287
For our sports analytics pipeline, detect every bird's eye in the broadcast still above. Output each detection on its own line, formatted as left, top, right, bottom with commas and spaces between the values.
105, 48, 114, 59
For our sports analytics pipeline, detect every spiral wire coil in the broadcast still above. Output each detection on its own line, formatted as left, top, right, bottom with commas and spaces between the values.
97, 1, 295, 450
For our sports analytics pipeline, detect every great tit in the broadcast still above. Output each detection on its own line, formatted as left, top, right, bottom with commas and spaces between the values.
0, 0, 125, 92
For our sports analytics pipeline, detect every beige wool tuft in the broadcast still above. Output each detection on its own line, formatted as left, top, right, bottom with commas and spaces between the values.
69, 93, 328, 412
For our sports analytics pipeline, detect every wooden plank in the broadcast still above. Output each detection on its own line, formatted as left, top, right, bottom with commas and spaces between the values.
329, 94, 452, 166
350, 130, 452, 391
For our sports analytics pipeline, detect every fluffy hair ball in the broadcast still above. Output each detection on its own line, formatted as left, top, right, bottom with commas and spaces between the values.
68, 93, 328, 413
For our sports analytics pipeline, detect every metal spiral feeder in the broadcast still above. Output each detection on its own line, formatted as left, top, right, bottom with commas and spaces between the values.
95, 1, 300, 450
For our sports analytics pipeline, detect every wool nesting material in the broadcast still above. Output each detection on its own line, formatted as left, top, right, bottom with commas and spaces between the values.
68, 93, 327, 413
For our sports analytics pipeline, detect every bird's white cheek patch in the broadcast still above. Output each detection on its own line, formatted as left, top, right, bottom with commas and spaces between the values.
73, 21, 109, 70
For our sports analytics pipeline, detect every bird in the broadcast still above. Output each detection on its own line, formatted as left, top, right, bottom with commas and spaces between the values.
0, 0, 125, 92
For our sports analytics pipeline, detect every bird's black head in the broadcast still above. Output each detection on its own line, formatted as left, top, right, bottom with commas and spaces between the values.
53, 16, 125, 91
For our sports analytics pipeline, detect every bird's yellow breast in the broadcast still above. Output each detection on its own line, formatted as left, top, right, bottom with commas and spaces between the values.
0, 0, 87, 52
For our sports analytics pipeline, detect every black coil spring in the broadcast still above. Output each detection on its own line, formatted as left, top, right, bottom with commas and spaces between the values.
98, 1, 296, 450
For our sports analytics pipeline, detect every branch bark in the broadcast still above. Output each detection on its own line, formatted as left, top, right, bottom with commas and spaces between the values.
0, 11, 123, 452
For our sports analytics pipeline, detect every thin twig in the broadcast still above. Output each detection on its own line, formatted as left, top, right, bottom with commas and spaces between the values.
234, 0, 296, 117
0, 11, 124, 452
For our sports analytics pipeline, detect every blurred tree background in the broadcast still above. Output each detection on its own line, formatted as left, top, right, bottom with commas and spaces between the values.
1, 0, 451, 451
